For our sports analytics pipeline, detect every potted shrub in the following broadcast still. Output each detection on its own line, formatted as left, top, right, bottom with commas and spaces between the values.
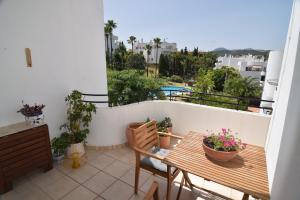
17, 103, 45, 126
51, 133, 70, 161
60, 90, 96, 157
157, 117, 173, 148
202, 128, 246, 162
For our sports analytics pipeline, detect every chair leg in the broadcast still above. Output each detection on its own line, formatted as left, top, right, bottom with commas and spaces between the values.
176, 175, 185, 200
135, 153, 140, 194
166, 165, 172, 200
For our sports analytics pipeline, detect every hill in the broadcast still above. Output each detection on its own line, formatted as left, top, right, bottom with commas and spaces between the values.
211, 48, 270, 59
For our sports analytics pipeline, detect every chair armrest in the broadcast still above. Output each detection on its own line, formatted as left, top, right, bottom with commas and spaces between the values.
158, 132, 184, 140
134, 147, 164, 161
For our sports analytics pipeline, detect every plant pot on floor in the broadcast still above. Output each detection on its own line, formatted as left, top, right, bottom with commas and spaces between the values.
126, 122, 145, 148
52, 152, 65, 161
67, 142, 85, 158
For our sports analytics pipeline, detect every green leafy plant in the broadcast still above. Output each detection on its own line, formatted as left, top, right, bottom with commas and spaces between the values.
169, 75, 184, 83
157, 117, 172, 135
51, 133, 70, 156
60, 90, 96, 144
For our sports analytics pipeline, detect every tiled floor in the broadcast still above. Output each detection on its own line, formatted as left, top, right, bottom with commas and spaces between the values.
1, 147, 251, 200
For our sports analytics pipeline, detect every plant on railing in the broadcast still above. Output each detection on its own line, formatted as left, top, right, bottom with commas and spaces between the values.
157, 117, 172, 133
204, 128, 246, 152
60, 90, 96, 144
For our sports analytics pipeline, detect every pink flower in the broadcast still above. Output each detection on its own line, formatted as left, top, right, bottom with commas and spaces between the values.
222, 128, 227, 133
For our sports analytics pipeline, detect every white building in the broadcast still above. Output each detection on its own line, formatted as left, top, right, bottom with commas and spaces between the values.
133, 39, 177, 64
260, 51, 283, 114
104, 34, 119, 53
215, 54, 267, 81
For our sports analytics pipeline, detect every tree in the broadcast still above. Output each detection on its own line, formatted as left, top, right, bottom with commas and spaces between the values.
144, 44, 152, 77
107, 70, 165, 106
127, 36, 136, 54
193, 47, 199, 57
105, 20, 117, 65
212, 66, 240, 92
125, 53, 146, 70
224, 76, 261, 97
153, 37, 162, 77
112, 42, 127, 70
184, 47, 188, 55
104, 25, 110, 65
159, 54, 169, 77
194, 70, 215, 93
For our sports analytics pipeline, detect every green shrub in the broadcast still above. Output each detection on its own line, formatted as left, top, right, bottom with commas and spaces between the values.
108, 69, 166, 106
169, 75, 184, 83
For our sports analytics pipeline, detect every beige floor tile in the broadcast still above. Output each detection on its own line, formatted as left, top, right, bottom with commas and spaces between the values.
129, 191, 145, 200
120, 168, 151, 187
93, 197, 105, 200
68, 164, 99, 183
101, 180, 134, 200
118, 152, 136, 165
88, 154, 115, 170
104, 147, 132, 160
103, 160, 132, 178
83, 171, 116, 195
2, 180, 52, 200
29, 168, 65, 188
43, 176, 79, 200
85, 149, 103, 160
61, 186, 97, 200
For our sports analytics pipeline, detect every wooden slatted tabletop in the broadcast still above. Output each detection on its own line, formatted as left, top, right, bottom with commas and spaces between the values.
163, 131, 270, 200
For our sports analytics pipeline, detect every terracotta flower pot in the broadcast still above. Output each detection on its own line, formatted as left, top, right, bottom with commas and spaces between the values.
159, 127, 172, 149
202, 142, 238, 162
159, 135, 170, 149
126, 122, 145, 148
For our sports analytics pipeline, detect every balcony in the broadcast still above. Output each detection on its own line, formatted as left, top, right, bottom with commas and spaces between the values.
1, 101, 270, 200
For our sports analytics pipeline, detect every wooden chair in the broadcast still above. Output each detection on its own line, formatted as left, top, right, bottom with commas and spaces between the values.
132, 120, 183, 200
144, 181, 159, 200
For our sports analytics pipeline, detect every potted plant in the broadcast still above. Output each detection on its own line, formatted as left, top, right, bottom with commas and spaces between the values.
60, 90, 96, 157
157, 117, 173, 148
126, 118, 150, 148
17, 103, 45, 126
51, 133, 70, 161
202, 128, 246, 162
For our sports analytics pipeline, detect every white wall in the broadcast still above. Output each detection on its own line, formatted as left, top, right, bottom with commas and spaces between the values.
266, 0, 300, 199
88, 101, 271, 147
0, 0, 107, 138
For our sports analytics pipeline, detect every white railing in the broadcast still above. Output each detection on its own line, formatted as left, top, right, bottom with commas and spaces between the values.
87, 101, 271, 147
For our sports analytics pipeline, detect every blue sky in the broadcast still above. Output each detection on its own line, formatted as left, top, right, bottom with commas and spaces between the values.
103, 0, 293, 51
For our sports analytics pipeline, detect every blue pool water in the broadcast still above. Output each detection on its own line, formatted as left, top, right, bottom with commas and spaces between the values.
161, 86, 192, 96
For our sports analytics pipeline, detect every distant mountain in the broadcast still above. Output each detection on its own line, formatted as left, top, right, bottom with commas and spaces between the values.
211, 48, 270, 59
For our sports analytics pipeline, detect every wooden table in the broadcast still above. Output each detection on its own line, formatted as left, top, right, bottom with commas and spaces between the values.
163, 132, 270, 200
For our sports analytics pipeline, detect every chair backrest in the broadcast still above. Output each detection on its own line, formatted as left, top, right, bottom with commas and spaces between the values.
132, 120, 159, 151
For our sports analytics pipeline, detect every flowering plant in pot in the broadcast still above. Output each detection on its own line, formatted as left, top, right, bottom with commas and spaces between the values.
17, 103, 45, 126
60, 90, 96, 157
157, 117, 173, 148
202, 128, 246, 162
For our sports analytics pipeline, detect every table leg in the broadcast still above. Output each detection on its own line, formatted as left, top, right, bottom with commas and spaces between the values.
182, 171, 194, 190
176, 176, 185, 200
166, 165, 172, 200
242, 193, 249, 200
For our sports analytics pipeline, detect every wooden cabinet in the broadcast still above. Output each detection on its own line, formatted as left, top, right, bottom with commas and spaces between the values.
0, 122, 53, 194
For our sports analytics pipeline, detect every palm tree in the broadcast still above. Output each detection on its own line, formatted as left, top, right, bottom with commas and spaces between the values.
104, 25, 111, 64
127, 36, 136, 54
105, 20, 117, 64
153, 37, 162, 77
144, 44, 152, 77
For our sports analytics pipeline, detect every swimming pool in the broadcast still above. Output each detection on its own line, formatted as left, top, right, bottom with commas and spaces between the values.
160, 86, 192, 96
